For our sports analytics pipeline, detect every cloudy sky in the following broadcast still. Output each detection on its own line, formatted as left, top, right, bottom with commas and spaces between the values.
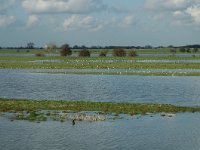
0, 0, 200, 47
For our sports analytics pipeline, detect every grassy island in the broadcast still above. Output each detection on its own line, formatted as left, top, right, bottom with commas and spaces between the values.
1, 98, 200, 115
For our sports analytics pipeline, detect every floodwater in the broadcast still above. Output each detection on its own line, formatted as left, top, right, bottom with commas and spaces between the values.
1, 113, 200, 150
1, 68, 200, 150
1, 69, 200, 106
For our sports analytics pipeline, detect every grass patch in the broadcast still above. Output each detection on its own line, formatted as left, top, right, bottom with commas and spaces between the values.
1, 61, 200, 70
0, 98, 200, 115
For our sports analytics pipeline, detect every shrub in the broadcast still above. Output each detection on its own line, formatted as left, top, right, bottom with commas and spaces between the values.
179, 48, 186, 53
60, 43, 72, 56
186, 48, 191, 53
99, 50, 108, 57
113, 48, 126, 57
193, 48, 198, 53
170, 49, 176, 53
128, 50, 137, 57
79, 49, 90, 57
35, 53, 45, 57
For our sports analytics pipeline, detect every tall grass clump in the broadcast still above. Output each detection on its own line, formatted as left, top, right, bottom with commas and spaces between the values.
99, 50, 108, 57
113, 48, 126, 57
128, 50, 137, 57
79, 49, 91, 57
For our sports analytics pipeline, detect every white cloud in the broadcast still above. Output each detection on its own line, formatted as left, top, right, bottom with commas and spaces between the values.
26, 15, 39, 27
145, 0, 190, 11
110, 16, 136, 28
145, 0, 200, 27
63, 15, 103, 31
62, 14, 136, 32
124, 16, 135, 26
22, 0, 106, 14
153, 14, 164, 21
0, 15, 16, 27
186, 5, 200, 25
0, 0, 15, 12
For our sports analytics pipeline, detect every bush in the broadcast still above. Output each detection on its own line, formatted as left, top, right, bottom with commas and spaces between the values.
170, 49, 176, 53
179, 48, 186, 53
186, 48, 191, 53
113, 48, 126, 57
99, 50, 108, 57
60, 43, 72, 56
79, 49, 90, 57
193, 48, 198, 53
128, 50, 137, 57
35, 53, 45, 57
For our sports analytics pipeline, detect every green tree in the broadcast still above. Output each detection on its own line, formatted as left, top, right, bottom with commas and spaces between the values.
60, 43, 72, 56
27, 42, 34, 49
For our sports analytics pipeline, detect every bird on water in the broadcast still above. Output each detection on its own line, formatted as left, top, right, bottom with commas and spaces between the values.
72, 119, 75, 126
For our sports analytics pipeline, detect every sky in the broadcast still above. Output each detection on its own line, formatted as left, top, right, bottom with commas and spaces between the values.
0, 0, 200, 47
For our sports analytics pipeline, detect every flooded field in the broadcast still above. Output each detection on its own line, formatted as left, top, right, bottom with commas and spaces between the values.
1, 67, 200, 150
1, 113, 200, 150
1, 69, 200, 106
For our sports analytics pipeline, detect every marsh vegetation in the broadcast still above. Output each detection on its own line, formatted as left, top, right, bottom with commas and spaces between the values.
1, 99, 200, 115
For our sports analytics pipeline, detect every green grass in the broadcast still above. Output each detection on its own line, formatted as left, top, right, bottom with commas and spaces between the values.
1, 55, 200, 61
1, 55, 200, 74
0, 98, 200, 115
0, 49, 59, 54
1, 61, 200, 70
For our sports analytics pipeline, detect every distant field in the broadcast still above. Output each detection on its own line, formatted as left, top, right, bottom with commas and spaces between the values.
1, 50, 200, 72
1, 59, 200, 70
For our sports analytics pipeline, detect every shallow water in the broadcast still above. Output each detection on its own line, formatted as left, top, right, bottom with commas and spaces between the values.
0, 69, 200, 106
0, 113, 200, 150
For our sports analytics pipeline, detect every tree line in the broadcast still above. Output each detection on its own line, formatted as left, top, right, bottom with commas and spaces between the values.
1, 42, 200, 50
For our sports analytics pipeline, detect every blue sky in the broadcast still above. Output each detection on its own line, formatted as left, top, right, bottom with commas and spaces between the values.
0, 0, 200, 47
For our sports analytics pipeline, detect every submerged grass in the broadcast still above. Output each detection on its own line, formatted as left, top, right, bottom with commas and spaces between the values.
58, 71, 200, 76
0, 98, 200, 115
1, 56, 200, 70
1, 62, 200, 70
